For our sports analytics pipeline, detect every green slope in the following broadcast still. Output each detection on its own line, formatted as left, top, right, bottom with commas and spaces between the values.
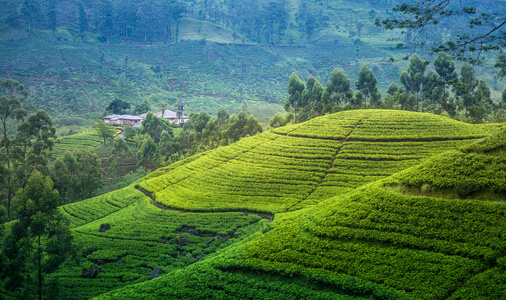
43, 110, 504, 299
92, 120, 506, 300
138, 110, 501, 213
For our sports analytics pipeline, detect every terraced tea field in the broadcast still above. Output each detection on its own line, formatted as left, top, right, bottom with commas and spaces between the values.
93, 119, 506, 300
52, 128, 106, 158
139, 110, 502, 213
41, 110, 505, 299
55, 186, 266, 299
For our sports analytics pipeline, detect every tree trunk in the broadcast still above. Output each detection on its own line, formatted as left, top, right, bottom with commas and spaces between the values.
176, 21, 180, 43
38, 235, 42, 300
3, 125, 12, 220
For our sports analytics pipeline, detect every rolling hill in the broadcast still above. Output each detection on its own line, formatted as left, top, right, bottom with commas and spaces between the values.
44, 110, 505, 299
90, 112, 506, 300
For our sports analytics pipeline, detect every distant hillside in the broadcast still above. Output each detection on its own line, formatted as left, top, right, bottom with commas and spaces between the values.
41, 110, 505, 299
91, 112, 506, 300
1, 0, 505, 126
0, 36, 399, 126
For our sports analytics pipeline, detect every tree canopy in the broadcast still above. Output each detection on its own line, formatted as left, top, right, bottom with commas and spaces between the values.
376, 0, 506, 70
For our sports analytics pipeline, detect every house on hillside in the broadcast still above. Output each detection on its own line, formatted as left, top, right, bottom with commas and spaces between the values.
137, 110, 189, 125
103, 109, 189, 127
103, 115, 143, 127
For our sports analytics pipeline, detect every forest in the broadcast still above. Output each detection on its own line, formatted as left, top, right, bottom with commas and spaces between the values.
1, 0, 506, 299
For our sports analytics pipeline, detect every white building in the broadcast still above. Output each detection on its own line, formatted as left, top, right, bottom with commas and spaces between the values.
104, 109, 189, 127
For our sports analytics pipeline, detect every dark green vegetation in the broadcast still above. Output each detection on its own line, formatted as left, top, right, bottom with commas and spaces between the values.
2, 0, 504, 126
284, 52, 506, 126
89, 111, 506, 300
2, 110, 504, 299
1, 170, 76, 300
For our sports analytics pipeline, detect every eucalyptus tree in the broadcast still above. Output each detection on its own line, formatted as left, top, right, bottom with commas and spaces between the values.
324, 68, 353, 110
1, 171, 76, 300
400, 54, 428, 111
284, 73, 305, 124
376, 0, 506, 70
0, 79, 27, 219
355, 64, 380, 108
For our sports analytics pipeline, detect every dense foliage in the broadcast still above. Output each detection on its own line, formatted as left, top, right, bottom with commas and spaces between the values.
282, 53, 505, 125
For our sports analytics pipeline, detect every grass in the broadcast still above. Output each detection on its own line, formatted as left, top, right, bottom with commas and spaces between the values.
90, 113, 506, 300
53, 185, 266, 299
137, 110, 502, 213
52, 128, 103, 158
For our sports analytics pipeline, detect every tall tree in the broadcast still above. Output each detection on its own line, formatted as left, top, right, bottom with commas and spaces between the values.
433, 52, 458, 115
13, 109, 56, 190
0, 79, 27, 219
1, 170, 76, 300
47, 0, 57, 41
170, 1, 186, 43
21, 0, 42, 37
78, 2, 88, 42
140, 112, 172, 144
376, 0, 506, 67
94, 119, 116, 145
106, 98, 131, 114
217, 106, 230, 125
355, 64, 379, 109
284, 72, 305, 123
132, 100, 150, 115
324, 68, 353, 109
400, 54, 428, 111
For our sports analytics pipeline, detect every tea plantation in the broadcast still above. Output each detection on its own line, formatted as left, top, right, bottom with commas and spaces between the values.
38, 110, 504, 299
52, 128, 107, 158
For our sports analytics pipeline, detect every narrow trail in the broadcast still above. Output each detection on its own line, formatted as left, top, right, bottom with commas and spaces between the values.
135, 186, 274, 222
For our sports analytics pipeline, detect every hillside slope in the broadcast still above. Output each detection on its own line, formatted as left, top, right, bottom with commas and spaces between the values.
93, 122, 506, 300
138, 110, 501, 213
44, 110, 504, 299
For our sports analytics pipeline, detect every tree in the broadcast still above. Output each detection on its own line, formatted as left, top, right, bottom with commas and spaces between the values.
170, 1, 186, 43
0, 79, 27, 219
376, 0, 506, 68
325, 68, 353, 108
94, 119, 116, 145
21, 0, 42, 37
73, 150, 103, 200
217, 106, 230, 125
269, 114, 287, 129
400, 54, 428, 111
158, 102, 169, 119
50, 158, 73, 204
355, 64, 379, 109
136, 136, 162, 168
132, 100, 150, 115
78, 2, 88, 42
13, 110, 56, 190
51, 150, 102, 202
503, 85, 506, 104
108, 137, 132, 176
239, 100, 249, 114
1, 170, 76, 300
47, 0, 57, 41
140, 112, 172, 144
106, 98, 131, 114
433, 52, 458, 114
284, 73, 305, 123
421, 70, 445, 112
176, 110, 183, 124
